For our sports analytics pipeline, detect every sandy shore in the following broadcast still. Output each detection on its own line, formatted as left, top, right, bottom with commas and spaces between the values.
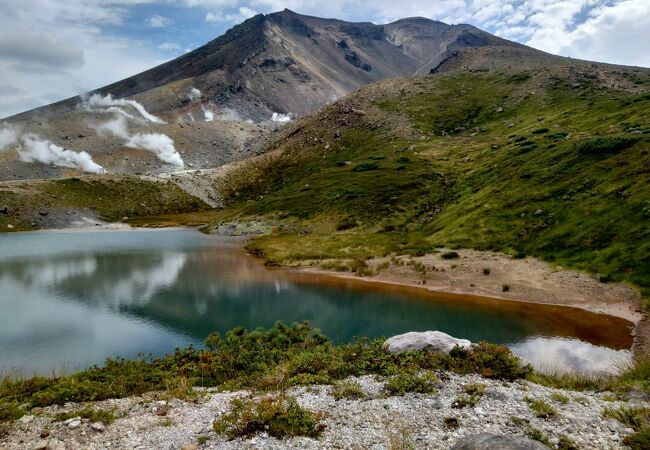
291, 249, 648, 355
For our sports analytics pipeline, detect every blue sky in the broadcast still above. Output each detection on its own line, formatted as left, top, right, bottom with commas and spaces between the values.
0, 0, 649, 118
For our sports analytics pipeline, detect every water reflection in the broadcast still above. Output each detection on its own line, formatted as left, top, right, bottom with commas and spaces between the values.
0, 229, 633, 375
511, 337, 632, 376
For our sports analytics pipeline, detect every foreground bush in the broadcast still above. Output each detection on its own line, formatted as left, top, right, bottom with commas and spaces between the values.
1, 322, 646, 422
0, 323, 529, 417
212, 395, 323, 439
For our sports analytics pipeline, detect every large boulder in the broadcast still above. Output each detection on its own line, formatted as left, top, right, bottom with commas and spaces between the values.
451, 434, 548, 450
382, 331, 471, 354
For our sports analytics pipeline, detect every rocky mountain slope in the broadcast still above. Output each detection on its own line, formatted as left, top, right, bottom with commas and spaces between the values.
0, 10, 526, 181
5, 9, 520, 123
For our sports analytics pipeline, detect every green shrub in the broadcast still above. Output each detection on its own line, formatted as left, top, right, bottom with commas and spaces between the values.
527, 426, 552, 446
441, 251, 460, 260
604, 407, 650, 449
550, 392, 569, 404
525, 397, 556, 418
625, 426, 650, 449
384, 372, 438, 396
331, 380, 365, 400
444, 343, 529, 381
463, 382, 486, 396
0, 401, 23, 421
452, 393, 480, 408
212, 395, 322, 439
336, 216, 357, 231
576, 135, 640, 154
55, 407, 118, 424
557, 435, 579, 450
352, 163, 379, 172
0, 323, 530, 416
603, 406, 650, 431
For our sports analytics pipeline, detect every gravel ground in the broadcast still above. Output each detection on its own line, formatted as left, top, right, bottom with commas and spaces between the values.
2, 373, 646, 450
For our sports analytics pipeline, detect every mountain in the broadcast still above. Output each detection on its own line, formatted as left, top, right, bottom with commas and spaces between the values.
6, 9, 521, 123
0, 9, 645, 183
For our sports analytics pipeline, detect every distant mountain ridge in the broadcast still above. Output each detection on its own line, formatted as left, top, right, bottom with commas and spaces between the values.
6, 9, 522, 122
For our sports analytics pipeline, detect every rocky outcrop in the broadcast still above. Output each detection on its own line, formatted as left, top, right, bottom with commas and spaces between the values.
383, 331, 472, 354
451, 433, 548, 450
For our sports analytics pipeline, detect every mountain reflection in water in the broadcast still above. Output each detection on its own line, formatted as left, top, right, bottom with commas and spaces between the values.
0, 229, 632, 376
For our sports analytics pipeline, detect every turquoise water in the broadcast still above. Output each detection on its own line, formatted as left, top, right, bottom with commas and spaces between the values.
0, 229, 632, 375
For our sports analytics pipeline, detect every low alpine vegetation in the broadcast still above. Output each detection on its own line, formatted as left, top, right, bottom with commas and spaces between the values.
384, 371, 439, 396
525, 397, 556, 419
331, 380, 365, 400
54, 407, 118, 424
0, 323, 529, 420
212, 394, 323, 439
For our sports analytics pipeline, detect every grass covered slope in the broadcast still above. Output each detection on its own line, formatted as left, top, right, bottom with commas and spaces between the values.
0, 176, 209, 231
215, 68, 650, 299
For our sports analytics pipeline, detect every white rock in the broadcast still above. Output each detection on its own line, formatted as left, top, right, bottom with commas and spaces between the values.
382, 331, 472, 354
67, 420, 82, 429
90, 422, 105, 432
18, 415, 35, 425
31, 440, 49, 450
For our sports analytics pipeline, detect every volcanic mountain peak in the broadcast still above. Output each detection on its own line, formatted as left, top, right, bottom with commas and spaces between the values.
6, 10, 521, 124
3, 9, 634, 183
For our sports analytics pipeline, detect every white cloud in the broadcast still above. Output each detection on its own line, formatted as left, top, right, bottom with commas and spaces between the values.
0, 0, 165, 118
147, 14, 173, 28
206, 6, 257, 23
158, 41, 181, 51
0, 32, 84, 70
1, 0, 648, 118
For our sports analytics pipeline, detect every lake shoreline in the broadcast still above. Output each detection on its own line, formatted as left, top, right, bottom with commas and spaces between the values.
3, 223, 645, 356
282, 249, 647, 357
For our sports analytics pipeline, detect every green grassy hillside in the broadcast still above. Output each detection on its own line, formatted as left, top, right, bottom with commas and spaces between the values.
214, 69, 650, 300
0, 176, 209, 231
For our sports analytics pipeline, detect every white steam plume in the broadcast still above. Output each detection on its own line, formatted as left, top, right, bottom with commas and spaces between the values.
202, 106, 214, 122
107, 106, 135, 120
19, 134, 105, 174
87, 94, 165, 124
271, 112, 292, 123
96, 114, 129, 139
0, 123, 19, 149
85, 95, 184, 168
125, 133, 184, 168
188, 88, 201, 101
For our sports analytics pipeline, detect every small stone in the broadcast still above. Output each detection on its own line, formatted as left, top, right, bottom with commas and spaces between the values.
451, 433, 547, 449
496, 107, 504, 113
67, 419, 81, 429
90, 422, 105, 432
19, 415, 35, 425
180, 445, 198, 450
40, 429, 51, 438
624, 391, 649, 402
31, 440, 49, 450
534, 209, 544, 215
156, 405, 170, 416
474, 406, 486, 415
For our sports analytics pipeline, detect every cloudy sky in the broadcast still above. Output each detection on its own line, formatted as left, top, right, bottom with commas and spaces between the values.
0, 0, 648, 118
